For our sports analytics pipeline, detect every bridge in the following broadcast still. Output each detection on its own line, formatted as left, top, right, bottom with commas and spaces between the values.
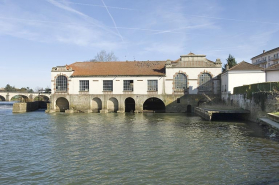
0, 92, 51, 102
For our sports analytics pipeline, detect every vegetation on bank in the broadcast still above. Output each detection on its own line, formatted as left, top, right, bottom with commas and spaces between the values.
233, 82, 279, 99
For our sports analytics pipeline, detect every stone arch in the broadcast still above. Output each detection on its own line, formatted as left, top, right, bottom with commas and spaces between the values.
108, 97, 118, 113
197, 71, 213, 94
34, 95, 50, 102
173, 71, 189, 94
125, 97, 135, 113
143, 97, 165, 113
11, 95, 29, 102
54, 74, 69, 93
56, 97, 69, 112
92, 97, 102, 113
0, 95, 5, 101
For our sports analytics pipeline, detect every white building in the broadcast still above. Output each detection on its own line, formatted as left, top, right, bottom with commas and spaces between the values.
264, 63, 279, 82
251, 47, 279, 69
221, 61, 265, 95
50, 53, 222, 112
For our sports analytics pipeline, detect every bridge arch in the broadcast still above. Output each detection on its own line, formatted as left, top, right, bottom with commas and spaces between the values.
11, 95, 29, 102
108, 97, 118, 113
143, 97, 165, 113
56, 97, 69, 112
92, 97, 102, 113
0, 95, 5, 101
34, 95, 50, 102
125, 97, 135, 113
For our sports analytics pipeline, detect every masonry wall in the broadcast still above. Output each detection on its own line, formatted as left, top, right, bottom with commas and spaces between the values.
222, 92, 279, 122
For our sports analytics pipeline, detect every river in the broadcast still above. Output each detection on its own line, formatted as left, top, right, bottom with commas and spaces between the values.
0, 103, 279, 184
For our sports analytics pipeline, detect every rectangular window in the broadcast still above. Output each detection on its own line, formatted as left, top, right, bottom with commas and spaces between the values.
123, 80, 133, 91
177, 98, 180, 103
79, 80, 89, 91
103, 80, 113, 91
147, 80, 158, 91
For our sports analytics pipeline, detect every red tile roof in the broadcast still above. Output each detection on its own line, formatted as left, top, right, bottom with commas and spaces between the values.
68, 61, 166, 77
228, 61, 263, 71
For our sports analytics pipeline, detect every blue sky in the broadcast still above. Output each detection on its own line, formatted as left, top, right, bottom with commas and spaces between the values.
0, 0, 278, 90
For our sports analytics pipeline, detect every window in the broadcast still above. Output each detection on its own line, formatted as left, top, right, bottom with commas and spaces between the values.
177, 98, 180, 103
199, 73, 212, 92
123, 80, 133, 91
174, 73, 187, 90
147, 80, 158, 91
56, 75, 67, 92
103, 80, 113, 91
79, 80, 89, 91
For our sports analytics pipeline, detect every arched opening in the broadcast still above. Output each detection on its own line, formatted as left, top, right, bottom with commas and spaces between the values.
0, 95, 6, 101
187, 105, 192, 113
198, 73, 212, 94
125, 97, 135, 113
92, 97, 102, 113
56, 97, 69, 112
174, 73, 187, 92
34, 95, 50, 109
143, 97, 165, 113
56, 75, 68, 92
108, 97, 118, 113
11, 95, 29, 102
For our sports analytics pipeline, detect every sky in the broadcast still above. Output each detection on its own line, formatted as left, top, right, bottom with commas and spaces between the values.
0, 0, 278, 90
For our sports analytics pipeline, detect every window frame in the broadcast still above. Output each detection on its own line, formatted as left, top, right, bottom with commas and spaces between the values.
56, 75, 67, 92
174, 73, 187, 91
103, 80, 113, 91
147, 80, 158, 91
123, 80, 134, 91
79, 80, 89, 92
198, 73, 212, 92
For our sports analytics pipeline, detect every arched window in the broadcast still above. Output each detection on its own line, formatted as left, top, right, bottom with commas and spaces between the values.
56, 75, 67, 92
175, 73, 187, 90
199, 73, 212, 92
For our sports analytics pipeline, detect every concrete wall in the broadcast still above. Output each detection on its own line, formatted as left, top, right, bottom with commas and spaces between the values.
222, 92, 279, 122
13, 102, 39, 113
266, 71, 279, 82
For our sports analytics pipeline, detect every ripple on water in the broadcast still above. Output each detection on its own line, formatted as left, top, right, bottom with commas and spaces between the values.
0, 111, 279, 184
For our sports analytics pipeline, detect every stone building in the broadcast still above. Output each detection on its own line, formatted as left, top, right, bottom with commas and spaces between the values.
49, 53, 222, 113
251, 47, 279, 69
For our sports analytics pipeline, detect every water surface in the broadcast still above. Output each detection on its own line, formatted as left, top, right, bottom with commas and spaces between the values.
0, 105, 279, 184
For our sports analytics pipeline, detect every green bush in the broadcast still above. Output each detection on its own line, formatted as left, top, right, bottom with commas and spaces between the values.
233, 82, 279, 99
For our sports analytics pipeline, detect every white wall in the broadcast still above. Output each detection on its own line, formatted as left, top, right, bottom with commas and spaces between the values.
165, 67, 222, 94
66, 76, 164, 95
266, 71, 279, 82
227, 71, 265, 93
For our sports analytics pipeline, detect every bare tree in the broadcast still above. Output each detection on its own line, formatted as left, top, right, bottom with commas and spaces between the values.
91, 50, 118, 62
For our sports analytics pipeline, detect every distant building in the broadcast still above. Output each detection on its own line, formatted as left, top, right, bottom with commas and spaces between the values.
49, 53, 222, 113
251, 47, 279, 69
221, 61, 265, 94
264, 63, 279, 82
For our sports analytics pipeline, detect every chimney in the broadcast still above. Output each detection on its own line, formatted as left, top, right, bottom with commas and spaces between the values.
226, 64, 229, 70
263, 50, 265, 53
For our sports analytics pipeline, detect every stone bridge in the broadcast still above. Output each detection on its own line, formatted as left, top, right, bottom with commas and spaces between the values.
0, 92, 51, 102
49, 93, 221, 113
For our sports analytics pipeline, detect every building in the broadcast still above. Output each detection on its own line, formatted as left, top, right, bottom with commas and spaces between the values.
264, 63, 279, 82
221, 61, 265, 95
49, 53, 222, 113
251, 47, 279, 69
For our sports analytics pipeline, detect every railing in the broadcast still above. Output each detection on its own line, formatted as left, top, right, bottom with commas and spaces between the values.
253, 59, 267, 65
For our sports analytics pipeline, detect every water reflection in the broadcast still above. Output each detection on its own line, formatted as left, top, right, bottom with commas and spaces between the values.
0, 109, 279, 184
